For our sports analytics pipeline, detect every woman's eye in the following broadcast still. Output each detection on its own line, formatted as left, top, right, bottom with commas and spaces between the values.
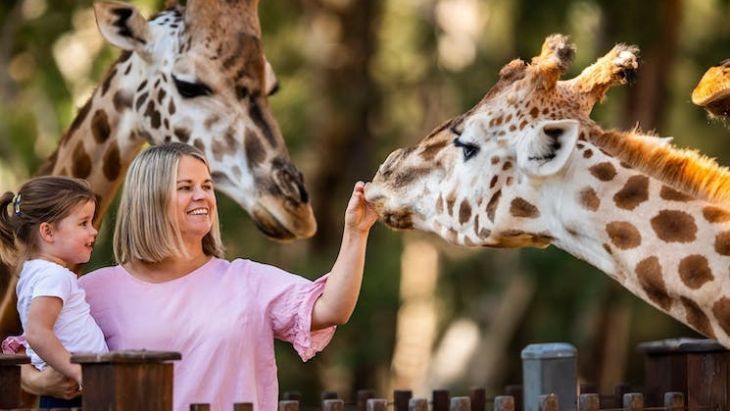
453, 138, 479, 161
172, 76, 212, 98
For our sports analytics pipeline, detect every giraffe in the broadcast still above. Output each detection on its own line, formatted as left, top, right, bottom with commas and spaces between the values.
0, 0, 316, 338
692, 59, 730, 119
365, 34, 730, 348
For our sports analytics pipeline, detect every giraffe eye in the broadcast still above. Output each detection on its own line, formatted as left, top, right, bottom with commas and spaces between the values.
172, 76, 212, 98
453, 138, 479, 161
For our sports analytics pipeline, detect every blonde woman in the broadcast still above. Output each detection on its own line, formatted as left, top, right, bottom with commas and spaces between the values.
21, 143, 377, 410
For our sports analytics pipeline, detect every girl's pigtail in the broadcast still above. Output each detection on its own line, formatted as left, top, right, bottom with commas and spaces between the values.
0, 191, 18, 265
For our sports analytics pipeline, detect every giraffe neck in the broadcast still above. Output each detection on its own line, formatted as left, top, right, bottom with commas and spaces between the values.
540, 136, 730, 344
39, 52, 147, 224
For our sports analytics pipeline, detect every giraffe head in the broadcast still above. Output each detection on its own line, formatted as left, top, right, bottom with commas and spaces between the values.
92, 0, 315, 240
692, 59, 730, 119
365, 35, 638, 247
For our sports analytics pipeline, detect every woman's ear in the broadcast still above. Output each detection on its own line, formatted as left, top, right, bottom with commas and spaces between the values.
38, 222, 55, 243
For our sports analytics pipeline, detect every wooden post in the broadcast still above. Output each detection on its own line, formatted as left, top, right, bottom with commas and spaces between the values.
663, 392, 683, 411
233, 403, 254, 411
322, 399, 344, 411
283, 392, 303, 402
433, 389, 450, 411
577, 393, 599, 411
522, 343, 577, 411
537, 394, 558, 411
504, 385, 523, 411
367, 399, 388, 411
0, 353, 30, 409
494, 396, 515, 411
394, 390, 412, 411
450, 397, 470, 411
190, 404, 210, 411
71, 350, 180, 411
357, 389, 376, 411
322, 391, 339, 400
469, 388, 486, 411
622, 393, 643, 411
279, 400, 299, 411
639, 338, 729, 410
578, 383, 597, 394
613, 383, 631, 409
409, 398, 428, 411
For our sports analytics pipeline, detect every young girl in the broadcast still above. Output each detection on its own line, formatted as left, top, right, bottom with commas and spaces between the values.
0, 176, 108, 408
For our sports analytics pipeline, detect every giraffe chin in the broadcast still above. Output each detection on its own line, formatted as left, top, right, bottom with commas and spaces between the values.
250, 206, 315, 241
704, 94, 730, 119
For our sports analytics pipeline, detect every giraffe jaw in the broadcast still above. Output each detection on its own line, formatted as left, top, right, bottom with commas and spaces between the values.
249, 201, 317, 241
692, 65, 730, 119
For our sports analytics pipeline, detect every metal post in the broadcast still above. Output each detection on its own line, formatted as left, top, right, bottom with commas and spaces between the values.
521, 343, 577, 411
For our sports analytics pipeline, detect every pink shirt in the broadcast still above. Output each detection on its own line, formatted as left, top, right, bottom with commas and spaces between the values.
79, 258, 335, 411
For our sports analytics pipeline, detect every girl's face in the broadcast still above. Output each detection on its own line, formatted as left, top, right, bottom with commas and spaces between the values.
175, 155, 216, 244
39, 200, 98, 267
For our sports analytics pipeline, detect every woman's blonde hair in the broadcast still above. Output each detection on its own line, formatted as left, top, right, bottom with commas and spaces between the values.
114, 143, 224, 264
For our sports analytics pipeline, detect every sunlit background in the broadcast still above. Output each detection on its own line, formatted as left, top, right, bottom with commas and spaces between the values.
1, 0, 729, 406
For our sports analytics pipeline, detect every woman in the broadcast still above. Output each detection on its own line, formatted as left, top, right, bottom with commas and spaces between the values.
21, 143, 378, 410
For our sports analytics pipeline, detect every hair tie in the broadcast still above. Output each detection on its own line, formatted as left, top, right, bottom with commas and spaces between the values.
12, 194, 21, 217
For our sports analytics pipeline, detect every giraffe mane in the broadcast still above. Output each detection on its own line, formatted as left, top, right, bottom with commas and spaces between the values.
589, 129, 730, 204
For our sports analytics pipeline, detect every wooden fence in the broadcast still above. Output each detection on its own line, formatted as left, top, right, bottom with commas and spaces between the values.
0, 338, 727, 410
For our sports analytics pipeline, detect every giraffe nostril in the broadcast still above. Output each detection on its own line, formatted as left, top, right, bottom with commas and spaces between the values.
273, 168, 308, 204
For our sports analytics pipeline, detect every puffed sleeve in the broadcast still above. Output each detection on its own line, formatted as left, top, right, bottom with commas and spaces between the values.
271, 274, 336, 361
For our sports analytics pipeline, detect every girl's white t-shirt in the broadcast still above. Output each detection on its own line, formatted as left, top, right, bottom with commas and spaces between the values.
16, 259, 108, 370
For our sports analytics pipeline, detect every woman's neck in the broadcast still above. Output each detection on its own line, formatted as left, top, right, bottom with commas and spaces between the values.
125, 251, 211, 283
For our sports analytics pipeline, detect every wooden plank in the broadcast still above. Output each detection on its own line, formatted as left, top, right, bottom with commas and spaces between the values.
433, 389, 449, 411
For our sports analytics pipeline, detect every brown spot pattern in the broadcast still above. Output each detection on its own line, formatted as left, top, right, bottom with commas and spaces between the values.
245, 130, 265, 168
102, 142, 121, 181
420, 139, 448, 161
606, 221, 641, 249
459, 199, 472, 225
660, 186, 693, 202
589, 162, 617, 181
67, 99, 92, 139
446, 191, 456, 217
715, 231, 730, 256
486, 190, 501, 223
678, 255, 714, 289
112, 91, 133, 112
173, 127, 191, 143
680, 297, 714, 338
72, 142, 92, 179
510, 197, 540, 218
635, 256, 672, 311
436, 194, 444, 215
703, 206, 730, 224
579, 187, 600, 211
650, 210, 697, 243
583, 149, 593, 159
613, 175, 649, 210
91, 110, 111, 144
712, 298, 730, 337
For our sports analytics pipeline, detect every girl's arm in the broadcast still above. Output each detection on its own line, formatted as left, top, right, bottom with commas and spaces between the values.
21, 363, 80, 399
311, 182, 378, 330
25, 296, 83, 385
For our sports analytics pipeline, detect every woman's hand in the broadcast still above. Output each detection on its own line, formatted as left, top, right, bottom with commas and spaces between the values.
344, 181, 378, 234
20, 364, 80, 399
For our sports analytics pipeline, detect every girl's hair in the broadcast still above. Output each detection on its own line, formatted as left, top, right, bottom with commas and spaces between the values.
114, 143, 224, 264
0, 176, 97, 266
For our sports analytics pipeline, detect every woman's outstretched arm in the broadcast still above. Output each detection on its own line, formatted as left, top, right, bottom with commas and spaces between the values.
311, 182, 378, 330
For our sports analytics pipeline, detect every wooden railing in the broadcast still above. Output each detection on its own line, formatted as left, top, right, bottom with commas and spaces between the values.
0, 338, 727, 410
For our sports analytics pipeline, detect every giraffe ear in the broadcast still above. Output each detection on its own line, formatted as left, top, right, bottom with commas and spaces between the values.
516, 119, 579, 177
94, 1, 151, 52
